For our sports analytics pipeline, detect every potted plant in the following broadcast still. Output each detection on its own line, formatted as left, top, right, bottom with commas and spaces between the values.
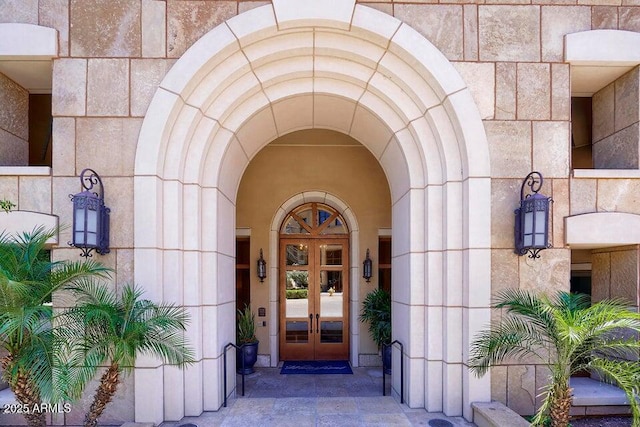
359, 289, 391, 374
236, 304, 259, 374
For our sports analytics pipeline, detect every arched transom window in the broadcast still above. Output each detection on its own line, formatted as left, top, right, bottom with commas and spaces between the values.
280, 203, 348, 236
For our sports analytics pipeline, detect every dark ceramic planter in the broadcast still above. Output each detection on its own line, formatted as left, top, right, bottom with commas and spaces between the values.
382, 344, 392, 375
236, 341, 259, 374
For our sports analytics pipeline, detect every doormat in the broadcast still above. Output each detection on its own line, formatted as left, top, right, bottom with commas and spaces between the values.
280, 360, 353, 375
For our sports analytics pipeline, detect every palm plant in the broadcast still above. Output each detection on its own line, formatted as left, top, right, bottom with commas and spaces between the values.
359, 288, 391, 349
61, 281, 195, 427
0, 227, 110, 427
469, 289, 640, 427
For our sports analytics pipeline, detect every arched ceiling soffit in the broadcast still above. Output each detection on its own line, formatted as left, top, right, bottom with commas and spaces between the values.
135, 1, 490, 201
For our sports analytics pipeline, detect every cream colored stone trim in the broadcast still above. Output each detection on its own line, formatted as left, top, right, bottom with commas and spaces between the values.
566, 30, 640, 66
0, 166, 51, 176
0, 23, 58, 58
573, 169, 640, 179
272, 0, 355, 30
566, 212, 640, 249
0, 211, 58, 245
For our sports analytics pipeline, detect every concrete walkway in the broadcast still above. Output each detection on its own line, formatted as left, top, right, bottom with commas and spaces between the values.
159, 367, 476, 427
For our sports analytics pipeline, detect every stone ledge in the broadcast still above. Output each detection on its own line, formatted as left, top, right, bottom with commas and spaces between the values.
0, 211, 58, 245
571, 377, 631, 406
472, 401, 529, 427
120, 423, 155, 427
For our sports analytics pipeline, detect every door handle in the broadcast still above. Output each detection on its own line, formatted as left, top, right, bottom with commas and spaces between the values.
309, 314, 313, 333
315, 313, 319, 334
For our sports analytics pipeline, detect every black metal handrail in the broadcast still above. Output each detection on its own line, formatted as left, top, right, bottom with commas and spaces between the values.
223, 342, 246, 407
382, 340, 404, 403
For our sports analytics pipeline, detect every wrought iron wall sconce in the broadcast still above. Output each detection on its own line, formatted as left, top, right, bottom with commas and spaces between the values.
69, 168, 110, 258
363, 248, 373, 282
257, 249, 267, 282
514, 171, 552, 259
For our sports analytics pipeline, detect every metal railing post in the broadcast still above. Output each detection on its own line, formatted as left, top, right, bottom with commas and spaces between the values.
223, 342, 246, 407
382, 340, 404, 404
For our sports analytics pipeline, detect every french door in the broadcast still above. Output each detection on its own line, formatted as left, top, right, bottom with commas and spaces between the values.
279, 238, 350, 360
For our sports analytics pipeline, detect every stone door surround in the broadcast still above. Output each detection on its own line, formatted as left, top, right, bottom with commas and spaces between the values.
134, 0, 491, 423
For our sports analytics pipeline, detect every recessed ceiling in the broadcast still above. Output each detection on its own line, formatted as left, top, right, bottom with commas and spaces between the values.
571, 64, 635, 97
0, 59, 52, 94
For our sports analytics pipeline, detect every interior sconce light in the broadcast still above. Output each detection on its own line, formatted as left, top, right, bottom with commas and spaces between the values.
514, 171, 552, 259
363, 248, 373, 282
257, 249, 267, 282
69, 168, 110, 258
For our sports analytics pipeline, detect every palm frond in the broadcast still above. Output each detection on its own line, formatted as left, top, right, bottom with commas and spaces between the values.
65, 282, 195, 375
493, 289, 559, 340
588, 358, 640, 427
468, 316, 547, 376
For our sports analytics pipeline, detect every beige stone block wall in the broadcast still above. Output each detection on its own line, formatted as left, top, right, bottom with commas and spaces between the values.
395, 5, 463, 61
0, 73, 28, 166
0, 0, 38, 24
593, 67, 640, 169
69, 0, 141, 57
167, 1, 237, 58
39, 0, 70, 57
0, 171, 53, 213
87, 59, 130, 116
62, 368, 134, 426
592, 246, 640, 309
591, 246, 640, 365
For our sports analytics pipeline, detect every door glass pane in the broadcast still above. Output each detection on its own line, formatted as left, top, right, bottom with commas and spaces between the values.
296, 208, 313, 227
320, 321, 343, 343
285, 270, 308, 318
286, 321, 309, 343
282, 216, 309, 234
286, 244, 309, 266
320, 244, 342, 266
319, 270, 342, 317
320, 218, 347, 234
318, 208, 332, 226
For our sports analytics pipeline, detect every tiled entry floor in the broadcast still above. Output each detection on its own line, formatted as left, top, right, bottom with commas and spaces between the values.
159, 367, 476, 427
236, 365, 390, 398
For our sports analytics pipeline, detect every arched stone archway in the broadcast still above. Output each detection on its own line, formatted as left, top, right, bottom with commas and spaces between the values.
133, 1, 491, 423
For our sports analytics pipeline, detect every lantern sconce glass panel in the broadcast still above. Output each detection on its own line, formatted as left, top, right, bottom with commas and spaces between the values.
514, 171, 552, 259
69, 169, 110, 258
